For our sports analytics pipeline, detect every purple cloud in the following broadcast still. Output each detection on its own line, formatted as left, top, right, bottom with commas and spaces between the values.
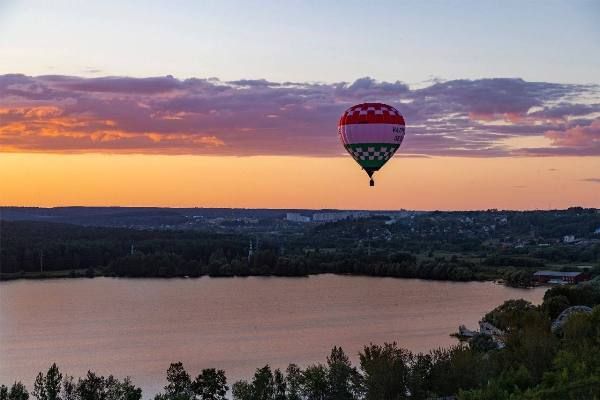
0, 74, 599, 156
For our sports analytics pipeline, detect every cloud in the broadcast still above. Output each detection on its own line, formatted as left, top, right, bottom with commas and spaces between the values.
44, 74, 183, 94
0, 74, 599, 156
520, 119, 600, 156
582, 178, 600, 184
545, 119, 600, 147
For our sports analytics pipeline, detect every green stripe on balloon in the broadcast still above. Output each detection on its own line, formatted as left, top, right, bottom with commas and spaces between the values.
344, 143, 399, 170
358, 159, 387, 169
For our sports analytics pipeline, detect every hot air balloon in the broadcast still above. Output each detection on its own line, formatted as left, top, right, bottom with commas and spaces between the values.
338, 103, 406, 186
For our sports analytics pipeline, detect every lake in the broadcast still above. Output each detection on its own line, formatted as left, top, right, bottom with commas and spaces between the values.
0, 275, 546, 396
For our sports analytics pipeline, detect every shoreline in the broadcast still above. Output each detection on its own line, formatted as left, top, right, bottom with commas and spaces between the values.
0, 269, 544, 289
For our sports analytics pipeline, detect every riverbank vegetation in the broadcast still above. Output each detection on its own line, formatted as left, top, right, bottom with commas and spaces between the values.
3, 281, 599, 400
1, 209, 599, 286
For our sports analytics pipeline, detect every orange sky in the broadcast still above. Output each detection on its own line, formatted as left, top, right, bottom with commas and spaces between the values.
1, 153, 599, 210
2, 74, 599, 210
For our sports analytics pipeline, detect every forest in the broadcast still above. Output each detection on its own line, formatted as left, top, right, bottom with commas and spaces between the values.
1, 210, 600, 287
2, 281, 600, 400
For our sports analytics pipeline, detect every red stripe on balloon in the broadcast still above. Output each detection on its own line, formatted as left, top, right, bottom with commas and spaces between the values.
338, 102, 405, 126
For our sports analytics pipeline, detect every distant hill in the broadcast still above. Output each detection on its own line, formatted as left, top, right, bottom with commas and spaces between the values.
0, 206, 301, 227
0, 206, 404, 228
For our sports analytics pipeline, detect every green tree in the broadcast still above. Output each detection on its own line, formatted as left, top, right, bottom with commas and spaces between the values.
526, 307, 600, 399
192, 369, 227, 400
406, 353, 432, 400
8, 383, 29, 400
428, 345, 490, 395
62, 377, 75, 400
33, 374, 46, 400
164, 363, 192, 400
484, 299, 536, 331
301, 365, 329, 400
505, 270, 532, 288
543, 295, 571, 319
45, 364, 62, 400
104, 376, 120, 400
76, 371, 104, 400
285, 364, 303, 400
121, 378, 143, 400
273, 369, 286, 400
326, 346, 359, 400
502, 311, 558, 381
359, 343, 411, 400
459, 366, 531, 400
252, 366, 274, 400
469, 334, 497, 352
104, 376, 142, 400
1, 386, 9, 400
231, 381, 253, 400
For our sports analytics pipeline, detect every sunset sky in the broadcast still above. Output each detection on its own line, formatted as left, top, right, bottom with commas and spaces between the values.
1, 0, 599, 210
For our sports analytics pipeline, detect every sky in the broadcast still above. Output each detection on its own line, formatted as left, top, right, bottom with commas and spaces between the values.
0, 0, 599, 209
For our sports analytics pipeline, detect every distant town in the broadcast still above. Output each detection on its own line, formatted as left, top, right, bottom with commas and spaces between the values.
0, 206, 599, 286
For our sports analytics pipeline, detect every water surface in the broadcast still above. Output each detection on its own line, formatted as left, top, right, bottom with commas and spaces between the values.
0, 275, 546, 396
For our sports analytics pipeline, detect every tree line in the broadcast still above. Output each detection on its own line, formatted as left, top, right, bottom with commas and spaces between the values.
1, 220, 599, 287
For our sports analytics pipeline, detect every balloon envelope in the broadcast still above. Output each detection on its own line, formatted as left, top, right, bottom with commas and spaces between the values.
338, 103, 405, 183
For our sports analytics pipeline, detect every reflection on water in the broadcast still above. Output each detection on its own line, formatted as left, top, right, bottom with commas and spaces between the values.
0, 275, 545, 396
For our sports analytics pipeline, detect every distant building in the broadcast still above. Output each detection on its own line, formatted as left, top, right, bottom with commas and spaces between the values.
533, 270, 589, 285
286, 213, 311, 223
312, 211, 370, 222
350, 211, 371, 219
563, 235, 576, 243
312, 212, 343, 222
